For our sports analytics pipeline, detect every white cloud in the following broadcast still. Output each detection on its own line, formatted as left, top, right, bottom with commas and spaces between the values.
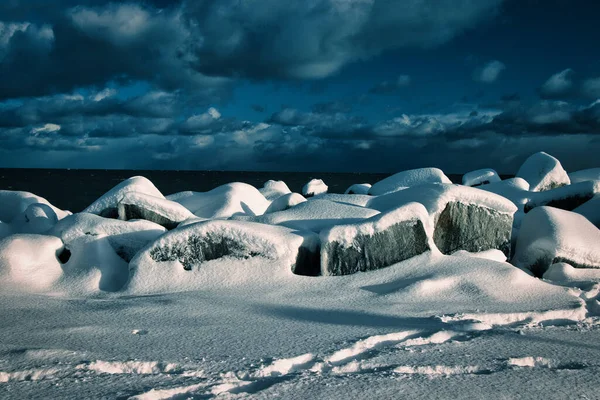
92, 88, 117, 102
396, 75, 411, 86
474, 60, 505, 83
539, 69, 574, 98
31, 123, 61, 134
582, 77, 600, 99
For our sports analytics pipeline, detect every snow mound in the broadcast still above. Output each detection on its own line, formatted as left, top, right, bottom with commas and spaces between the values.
49, 213, 166, 262
0, 190, 70, 222
264, 193, 307, 214
10, 203, 59, 234
310, 193, 372, 207
167, 183, 269, 219
451, 249, 508, 263
368, 168, 451, 196
243, 199, 379, 233
117, 192, 194, 229
259, 180, 291, 201
0, 234, 65, 291
569, 168, 600, 184
302, 179, 328, 197
462, 168, 501, 187
543, 262, 600, 289
516, 152, 570, 192
320, 203, 433, 276
573, 195, 600, 228
368, 184, 517, 256
84, 176, 164, 218
513, 207, 600, 276
525, 180, 600, 213
344, 183, 371, 195
128, 220, 320, 293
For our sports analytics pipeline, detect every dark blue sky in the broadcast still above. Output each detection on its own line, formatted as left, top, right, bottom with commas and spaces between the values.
0, 0, 599, 173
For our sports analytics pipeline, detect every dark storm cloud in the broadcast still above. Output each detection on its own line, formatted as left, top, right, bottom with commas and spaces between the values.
368, 75, 411, 95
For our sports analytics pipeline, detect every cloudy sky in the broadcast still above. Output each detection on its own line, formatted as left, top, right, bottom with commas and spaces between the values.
1, 0, 599, 172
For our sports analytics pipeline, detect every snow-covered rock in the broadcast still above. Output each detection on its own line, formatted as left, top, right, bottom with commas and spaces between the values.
368, 184, 517, 257
243, 199, 379, 233
10, 203, 59, 234
0, 234, 65, 291
117, 192, 194, 230
259, 180, 292, 201
310, 193, 372, 207
264, 193, 307, 214
516, 152, 570, 192
167, 183, 269, 219
344, 183, 371, 195
302, 179, 328, 197
573, 195, 600, 228
0, 221, 11, 240
320, 203, 433, 276
49, 213, 166, 262
368, 168, 451, 196
524, 180, 600, 213
513, 207, 600, 276
569, 168, 600, 184
479, 177, 532, 236
0, 190, 70, 222
462, 169, 501, 187
543, 262, 600, 290
84, 176, 164, 218
128, 220, 321, 291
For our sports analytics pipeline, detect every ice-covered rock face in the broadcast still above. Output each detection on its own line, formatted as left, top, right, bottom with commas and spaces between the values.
320, 203, 432, 276
117, 192, 194, 230
344, 183, 371, 195
524, 180, 600, 213
516, 151, 570, 192
368, 168, 451, 196
0, 190, 70, 223
513, 207, 600, 277
462, 169, 501, 187
264, 193, 307, 214
167, 182, 270, 219
259, 180, 292, 201
84, 176, 164, 218
302, 179, 328, 197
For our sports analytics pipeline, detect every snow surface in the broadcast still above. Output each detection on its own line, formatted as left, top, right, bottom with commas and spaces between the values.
344, 183, 371, 195
569, 168, 600, 183
264, 192, 307, 214
368, 168, 451, 196
516, 151, 570, 192
302, 179, 328, 197
573, 195, 600, 227
259, 180, 292, 201
462, 168, 501, 187
84, 176, 164, 217
310, 193, 372, 207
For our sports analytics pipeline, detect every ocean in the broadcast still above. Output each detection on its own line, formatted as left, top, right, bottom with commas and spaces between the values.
0, 168, 466, 213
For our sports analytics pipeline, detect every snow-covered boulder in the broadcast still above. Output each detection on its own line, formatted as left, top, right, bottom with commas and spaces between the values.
513, 207, 600, 276
49, 213, 166, 262
462, 168, 501, 187
0, 234, 65, 291
368, 184, 517, 257
0, 190, 70, 222
167, 183, 269, 219
259, 180, 291, 201
84, 176, 164, 218
117, 192, 194, 230
128, 220, 321, 291
516, 152, 570, 192
573, 196, 600, 228
543, 262, 600, 290
10, 203, 59, 234
302, 179, 328, 197
264, 193, 307, 214
524, 180, 600, 213
320, 203, 433, 276
569, 168, 600, 184
242, 199, 379, 233
310, 193, 372, 207
368, 168, 451, 196
344, 183, 371, 195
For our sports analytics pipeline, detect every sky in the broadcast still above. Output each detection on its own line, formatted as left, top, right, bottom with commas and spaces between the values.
0, 0, 599, 173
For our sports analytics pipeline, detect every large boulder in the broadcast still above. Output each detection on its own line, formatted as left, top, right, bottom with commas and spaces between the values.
0, 190, 70, 222
320, 202, 433, 276
524, 180, 600, 213
569, 168, 600, 184
516, 152, 570, 192
117, 192, 195, 229
344, 183, 371, 195
368, 184, 517, 257
302, 179, 328, 197
259, 180, 291, 201
513, 207, 600, 276
462, 168, 501, 187
368, 168, 451, 196
264, 193, 307, 214
10, 203, 59, 234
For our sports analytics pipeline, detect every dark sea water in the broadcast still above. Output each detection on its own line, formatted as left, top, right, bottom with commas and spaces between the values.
0, 168, 465, 213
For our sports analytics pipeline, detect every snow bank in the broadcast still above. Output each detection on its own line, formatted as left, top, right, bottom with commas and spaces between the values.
368, 184, 516, 256
513, 207, 600, 276
0, 234, 65, 291
259, 180, 291, 201
10, 203, 59, 234
368, 168, 451, 196
516, 152, 570, 192
84, 176, 164, 218
302, 179, 328, 197
117, 192, 194, 229
264, 193, 307, 214
543, 262, 600, 289
524, 180, 600, 213
462, 169, 501, 187
0, 190, 70, 222
573, 195, 600, 228
167, 183, 269, 219
128, 220, 320, 292
244, 199, 379, 233
344, 183, 371, 195
320, 203, 433, 276
569, 168, 600, 184
310, 193, 372, 207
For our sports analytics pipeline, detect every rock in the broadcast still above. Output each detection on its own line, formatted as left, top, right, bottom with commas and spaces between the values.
344, 183, 371, 195
117, 192, 195, 230
320, 203, 432, 276
368, 168, 451, 196
259, 180, 292, 201
0, 190, 70, 222
516, 152, 570, 192
569, 168, 600, 184
462, 168, 501, 187
302, 179, 328, 197
524, 180, 600, 213
10, 203, 59, 234
264, 193, 307, 214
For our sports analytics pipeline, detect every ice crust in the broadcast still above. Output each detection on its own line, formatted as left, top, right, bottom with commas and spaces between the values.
84, 176, 164, 217
118, 192, 195, 229
302, 179, 328, 197
368, 168, 451, 196
516, 152, 570, 192
462, 168, 501, 187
